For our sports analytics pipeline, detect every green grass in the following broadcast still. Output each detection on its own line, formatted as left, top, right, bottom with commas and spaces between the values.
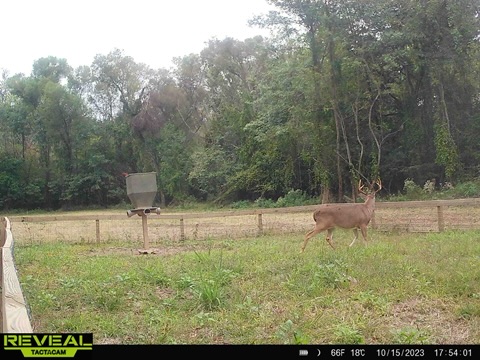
14, 230, 480, 344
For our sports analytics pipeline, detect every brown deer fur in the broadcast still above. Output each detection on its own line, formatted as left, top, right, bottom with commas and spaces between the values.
301, 180, 382, 251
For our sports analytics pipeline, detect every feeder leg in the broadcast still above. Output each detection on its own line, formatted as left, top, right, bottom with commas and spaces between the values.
142, 214, 150, 250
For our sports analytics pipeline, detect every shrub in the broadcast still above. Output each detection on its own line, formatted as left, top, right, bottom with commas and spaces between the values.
254, 197, 276, 208
403, 179, 423, 200
276, 189, 309, 207
423, 179, 435, 194
230, 200, 252, 209
451, 181, 480, 198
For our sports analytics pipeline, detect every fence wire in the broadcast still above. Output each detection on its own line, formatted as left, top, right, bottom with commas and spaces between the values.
7, 202, 480, 245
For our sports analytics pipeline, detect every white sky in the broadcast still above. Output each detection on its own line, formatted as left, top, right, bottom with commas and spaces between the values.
1, 0, 275, 75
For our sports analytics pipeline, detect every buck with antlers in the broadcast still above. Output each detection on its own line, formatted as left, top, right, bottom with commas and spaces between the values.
301, 179, 382, 251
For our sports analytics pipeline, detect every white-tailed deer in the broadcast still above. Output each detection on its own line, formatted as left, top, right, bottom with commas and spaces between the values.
301, 179, 382, 251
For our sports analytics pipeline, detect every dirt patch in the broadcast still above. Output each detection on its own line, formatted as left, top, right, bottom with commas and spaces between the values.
81, 242, 223, 257
389, 298, 472, 344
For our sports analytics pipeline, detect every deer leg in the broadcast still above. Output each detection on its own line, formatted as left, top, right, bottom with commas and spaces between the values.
349, 228, 359, 247
326, 228, 335, 249
301, 226, 322, 252
360, 225, 368, 245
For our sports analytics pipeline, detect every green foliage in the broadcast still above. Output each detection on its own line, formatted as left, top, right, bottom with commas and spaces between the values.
391, 327, 430, 344
276, 320, 310, 345
276, 189, 311, 207
0, 156, 22, 209
181, 252, 238, 311
457, 303, 480, 319
194, 279, 225, 311
231, 189, 315, 209
400, 179, 423, 200
21, 183, 44, 209
230, 200, 252, 209
33, 56, 72, 82
156, 123, 194, 202
313, 260, 351, 289
253, 197, 277, 208
389, 178, 480, 201
434, 123, 460, 180
188, 146, 232, 201
334, 324, 365, 344
450, 181, 480, 198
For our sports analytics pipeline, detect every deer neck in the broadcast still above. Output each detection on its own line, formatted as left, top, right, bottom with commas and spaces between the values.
364, 195, 376, 212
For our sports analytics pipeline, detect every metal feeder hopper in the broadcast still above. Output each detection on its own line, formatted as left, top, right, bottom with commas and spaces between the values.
126, 172, 161, 217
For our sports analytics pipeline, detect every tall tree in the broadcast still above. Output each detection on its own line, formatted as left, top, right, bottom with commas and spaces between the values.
90, 49, 156, 175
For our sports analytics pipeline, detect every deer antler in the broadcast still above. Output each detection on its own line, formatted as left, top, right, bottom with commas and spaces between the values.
358, 180, 368, 196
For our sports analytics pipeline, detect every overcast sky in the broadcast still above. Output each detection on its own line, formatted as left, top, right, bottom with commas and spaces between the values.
1, 0, 275, 76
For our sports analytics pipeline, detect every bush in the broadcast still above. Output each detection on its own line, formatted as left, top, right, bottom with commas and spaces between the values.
276, 189, 310, 207
403, 179, 423, 200
449, 181, 480, 198
388, 178, 480, 201
230, 200, 252, 209
254, 197, 276, 208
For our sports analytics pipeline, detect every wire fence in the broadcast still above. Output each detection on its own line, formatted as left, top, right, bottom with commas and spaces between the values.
6, 198, 480, 247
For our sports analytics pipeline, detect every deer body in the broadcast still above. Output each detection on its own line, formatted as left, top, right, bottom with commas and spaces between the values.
301, 180, 381, 251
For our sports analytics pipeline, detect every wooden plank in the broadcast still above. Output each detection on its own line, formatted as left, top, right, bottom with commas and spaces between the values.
9, 214, 127, 222
376, 198, 480, 208
1, 217, 33, 333
6, 205, 318, 223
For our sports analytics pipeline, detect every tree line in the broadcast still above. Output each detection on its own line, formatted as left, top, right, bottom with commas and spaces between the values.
1, 0, 479, 210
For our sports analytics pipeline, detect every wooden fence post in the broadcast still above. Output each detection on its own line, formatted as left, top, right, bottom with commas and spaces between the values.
95, 219, 100, 243
257, 213, 263, 236
437, 206, 445, 232
180, 218, 185, 241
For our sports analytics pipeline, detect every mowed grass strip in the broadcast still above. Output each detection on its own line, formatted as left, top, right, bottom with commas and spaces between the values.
14, 230, 480, 344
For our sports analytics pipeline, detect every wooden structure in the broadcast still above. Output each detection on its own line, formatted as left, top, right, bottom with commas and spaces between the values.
1, 217, 33, 332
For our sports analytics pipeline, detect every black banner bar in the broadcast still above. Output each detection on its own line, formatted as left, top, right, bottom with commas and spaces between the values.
92, 344, 478, 359
1, 340, 478, 359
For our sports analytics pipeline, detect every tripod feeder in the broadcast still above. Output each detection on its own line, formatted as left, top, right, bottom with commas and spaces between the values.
125, 172, 161, 251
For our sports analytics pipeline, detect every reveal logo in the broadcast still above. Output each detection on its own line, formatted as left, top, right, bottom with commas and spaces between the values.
3, 334, 92, 358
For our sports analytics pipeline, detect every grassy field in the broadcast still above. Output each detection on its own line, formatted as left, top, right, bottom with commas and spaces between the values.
13, 226, 480, 345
